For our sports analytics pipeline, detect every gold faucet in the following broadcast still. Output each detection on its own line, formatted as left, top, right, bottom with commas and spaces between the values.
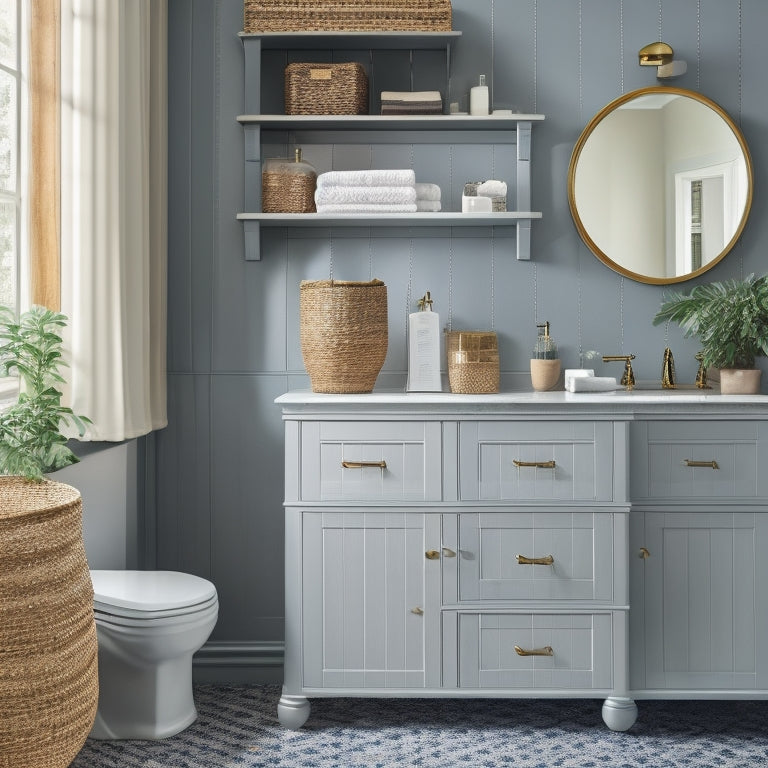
603, 354, 636, 389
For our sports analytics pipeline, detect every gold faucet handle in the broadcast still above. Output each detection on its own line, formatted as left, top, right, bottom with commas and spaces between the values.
603, 354, 636, 389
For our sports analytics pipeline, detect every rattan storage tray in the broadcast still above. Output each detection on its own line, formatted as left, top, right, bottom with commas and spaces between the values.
285, 62, 368, 115
244, 0, 452, 33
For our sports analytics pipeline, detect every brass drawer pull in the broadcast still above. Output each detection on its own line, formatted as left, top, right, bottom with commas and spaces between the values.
411, 607, 424, 616
341, 460, 387, 469
514, 645, 554, 657
442, 547, 457, 558
516, 554, 554, 566
425, 550, 440, 560
639, 547, 650, 559
513, 459, 556, 469
684, 459, 719, 469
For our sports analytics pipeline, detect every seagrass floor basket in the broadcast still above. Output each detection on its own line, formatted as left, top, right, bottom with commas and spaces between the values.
0, 478, 98, 768
244, 0, 452, 32
300, 279, 388, 393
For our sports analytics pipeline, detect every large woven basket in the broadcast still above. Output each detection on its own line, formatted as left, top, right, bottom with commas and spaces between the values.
0, 478, 98, 768
285, 62, 368, 115
300, 279, 388, 393
244, 0, 452, 32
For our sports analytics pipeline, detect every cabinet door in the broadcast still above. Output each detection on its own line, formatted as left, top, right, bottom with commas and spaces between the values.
631, 510, 768, 690
301, 510, 441, 690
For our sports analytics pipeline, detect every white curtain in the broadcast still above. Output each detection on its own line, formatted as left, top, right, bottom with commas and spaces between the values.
59, 0, 167, 441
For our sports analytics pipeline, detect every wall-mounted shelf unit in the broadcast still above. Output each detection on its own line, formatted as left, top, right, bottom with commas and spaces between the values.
238, 32, 544, 261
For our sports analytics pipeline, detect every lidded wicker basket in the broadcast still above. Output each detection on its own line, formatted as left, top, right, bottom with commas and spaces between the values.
446, 330, 499, 394
262, 147, 317, 213
300, 279, 388, 393
0, 478, 99, 768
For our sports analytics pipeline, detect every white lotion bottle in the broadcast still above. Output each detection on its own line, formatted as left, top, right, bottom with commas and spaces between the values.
470, 74, 489, 116
406, 292, 442, 392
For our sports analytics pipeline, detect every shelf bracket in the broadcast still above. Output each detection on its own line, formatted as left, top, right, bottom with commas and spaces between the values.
244, 221, 261, 261
516, 220, 531, 261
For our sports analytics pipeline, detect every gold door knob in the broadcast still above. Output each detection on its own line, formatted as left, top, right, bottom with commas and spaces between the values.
639, 547, 650, 559
411, 607, 424, 616
442, 547, 457, 558
514, 645, 554, 657
425, 550, 440, 560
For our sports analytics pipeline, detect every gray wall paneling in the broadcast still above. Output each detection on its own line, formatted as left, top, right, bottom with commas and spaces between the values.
160, 0, 768, 679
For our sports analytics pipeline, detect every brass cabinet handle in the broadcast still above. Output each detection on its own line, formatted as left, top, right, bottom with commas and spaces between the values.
516, 554, 554, 566
639, 547, 650, 559
411, 607, 424, 616
513, 459, 556, 469
425, 550, 440, 560
514, 645, 554, 657
442, 547, 457, 558
684, 459, 719, 469
341, 460, 387, 469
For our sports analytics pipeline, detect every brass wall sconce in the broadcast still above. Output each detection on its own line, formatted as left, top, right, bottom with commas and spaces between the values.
638, 41, 687, 79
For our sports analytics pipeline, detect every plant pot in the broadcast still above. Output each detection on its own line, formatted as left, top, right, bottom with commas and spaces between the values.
0, 478, 98, 768
719, 368, 762, 395
530, 358, 561, 391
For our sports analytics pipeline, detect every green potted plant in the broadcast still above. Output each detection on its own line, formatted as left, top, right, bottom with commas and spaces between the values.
0, 304, 90, 479
652, 273, 768, 394
0, 304, 98, 766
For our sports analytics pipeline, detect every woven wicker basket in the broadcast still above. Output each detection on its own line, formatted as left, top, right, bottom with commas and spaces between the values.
262, 150, 317, 213
300, 279, 388, 393
244, 0, 452, 32
285, 62, 368, 115
446, 330, 499, 394
0, 478, 98, 768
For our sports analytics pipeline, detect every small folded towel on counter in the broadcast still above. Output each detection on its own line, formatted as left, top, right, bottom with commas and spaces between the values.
381, 90, 442, 115
316, 203, 418, 213
316, 169, 416, 189
414, 182, 441, 201
416, 200, 441, 212
315, 185, 417, 206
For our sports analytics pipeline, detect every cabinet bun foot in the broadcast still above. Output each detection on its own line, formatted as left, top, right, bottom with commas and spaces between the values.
601, 697, 638, 731
277, 695, 311, 729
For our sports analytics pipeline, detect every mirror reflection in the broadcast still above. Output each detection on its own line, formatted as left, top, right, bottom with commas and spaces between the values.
568, 87, 753, 284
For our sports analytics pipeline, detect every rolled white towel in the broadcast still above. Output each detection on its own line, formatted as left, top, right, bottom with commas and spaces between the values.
315, 185, 417, 206
416, 200, 441, 212
316, 169, 416, 189
381, 90, 442, 103
476, 179, 508, 198
316, 203, 418, 213
415, 182, 441, 201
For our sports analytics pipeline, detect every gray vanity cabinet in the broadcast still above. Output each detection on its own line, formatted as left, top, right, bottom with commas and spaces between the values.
629, 419, 768, 694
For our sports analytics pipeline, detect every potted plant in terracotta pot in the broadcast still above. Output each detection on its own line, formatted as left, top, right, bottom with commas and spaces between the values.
0, 304, 98, 768
652, 273, 768, 394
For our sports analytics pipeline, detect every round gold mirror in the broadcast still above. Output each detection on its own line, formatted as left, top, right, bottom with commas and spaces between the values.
568, 86, 753, 284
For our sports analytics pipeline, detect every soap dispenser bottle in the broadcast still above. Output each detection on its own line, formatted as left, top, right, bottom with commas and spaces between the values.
530, 321, 561, 391
406, 292, 442, 392
470, 74, 489, 116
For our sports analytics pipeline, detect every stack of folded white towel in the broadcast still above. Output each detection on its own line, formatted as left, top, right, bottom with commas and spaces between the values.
415, 182, 441, 212
380, 90, 443, 116
314, 169, 417, 214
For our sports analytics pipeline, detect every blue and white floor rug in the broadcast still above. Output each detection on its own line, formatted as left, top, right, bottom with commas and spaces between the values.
71, 685, 768, 767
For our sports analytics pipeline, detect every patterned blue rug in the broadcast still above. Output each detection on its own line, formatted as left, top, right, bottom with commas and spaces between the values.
71, 685, 768, 767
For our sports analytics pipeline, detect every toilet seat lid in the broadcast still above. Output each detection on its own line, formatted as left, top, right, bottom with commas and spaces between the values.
91, 570, 217, 612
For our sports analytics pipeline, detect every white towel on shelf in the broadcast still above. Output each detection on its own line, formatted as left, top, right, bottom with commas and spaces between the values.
316, 203, 418, 213
415, 182, 441, 201
315, 185, 417, 206
381, 90, 442, 103
416, 200, 441, 212
316, 169, 416, 189
476, 179, 508, 197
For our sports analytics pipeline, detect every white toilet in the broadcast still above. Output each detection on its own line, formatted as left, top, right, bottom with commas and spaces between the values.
88, 569, 218, 740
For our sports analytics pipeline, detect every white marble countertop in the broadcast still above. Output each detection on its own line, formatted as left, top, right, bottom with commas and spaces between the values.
276, 387, 768, 416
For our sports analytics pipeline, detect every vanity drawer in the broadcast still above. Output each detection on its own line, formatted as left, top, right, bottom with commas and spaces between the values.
300, 421, 442, 501
444, 612, 613, 690
459, 421, 615, 502
631, 421, 768, 501
442, 512, 619, 603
